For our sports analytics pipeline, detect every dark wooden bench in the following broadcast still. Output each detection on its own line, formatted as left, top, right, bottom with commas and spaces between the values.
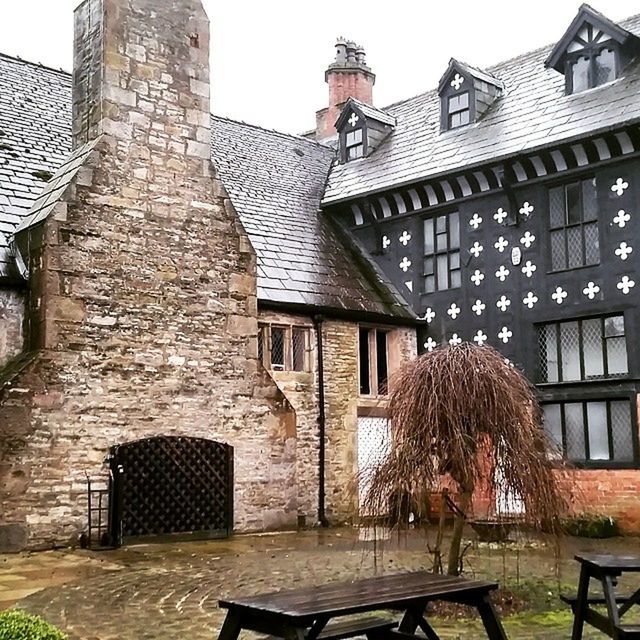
266, 617, 397, 640
561, 595, 640, 638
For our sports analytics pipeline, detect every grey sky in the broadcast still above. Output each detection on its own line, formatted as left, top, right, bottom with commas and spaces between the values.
1, 1, 638, 134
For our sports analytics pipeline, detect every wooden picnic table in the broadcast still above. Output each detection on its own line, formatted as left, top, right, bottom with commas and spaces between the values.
565, 554, 640, 639
217, 570, 508, 640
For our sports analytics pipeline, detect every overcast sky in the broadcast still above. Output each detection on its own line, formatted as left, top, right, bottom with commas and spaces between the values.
1, 1, 638, 134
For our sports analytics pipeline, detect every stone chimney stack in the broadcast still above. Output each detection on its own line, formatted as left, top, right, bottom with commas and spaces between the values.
72, 0, 210, 160
315, 37, 375, 141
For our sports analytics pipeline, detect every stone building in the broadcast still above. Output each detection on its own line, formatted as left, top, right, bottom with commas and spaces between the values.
0, 0, 639, 551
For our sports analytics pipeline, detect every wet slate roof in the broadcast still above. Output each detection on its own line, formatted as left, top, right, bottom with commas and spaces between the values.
323, 13, 640, 204
0, 53, 411, 319
210, 116, 411, 318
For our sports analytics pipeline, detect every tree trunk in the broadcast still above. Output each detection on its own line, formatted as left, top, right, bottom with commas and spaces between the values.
446, 491, 472, 576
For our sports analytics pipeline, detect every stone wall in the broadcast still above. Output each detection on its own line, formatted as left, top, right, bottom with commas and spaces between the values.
0, 0, 298, 551
0, 288, 24, 369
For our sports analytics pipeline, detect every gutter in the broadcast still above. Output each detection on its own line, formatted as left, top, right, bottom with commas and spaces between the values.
313, 314, 330, 528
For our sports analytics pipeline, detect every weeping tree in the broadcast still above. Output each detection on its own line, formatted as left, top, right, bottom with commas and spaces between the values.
361, 342, 567, 576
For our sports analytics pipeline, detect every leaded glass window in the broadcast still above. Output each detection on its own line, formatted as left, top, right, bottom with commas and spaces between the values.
549, 178, 599, 271
345, 128, 364, 161
538, 315, 628, 383
258, 324, 310, 372
566, 41, 619, 94
423, 212, 460, 292
447, 92, 470, 129
543, 399, 636, 464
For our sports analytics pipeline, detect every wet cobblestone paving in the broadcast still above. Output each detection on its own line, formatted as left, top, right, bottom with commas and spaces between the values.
3, 528, 640, 639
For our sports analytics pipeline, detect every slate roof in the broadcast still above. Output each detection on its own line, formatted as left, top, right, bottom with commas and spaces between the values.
210, 116, 411, 318
342, 98, 396, 127
0, 53, 411, 320
323, 13, 640, 204
0, 54, 71, 278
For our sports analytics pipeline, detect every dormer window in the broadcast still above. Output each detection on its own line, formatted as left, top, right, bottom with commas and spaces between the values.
345, 127, 364, 160
447, 92, 470, 129
545, 5, 639, 95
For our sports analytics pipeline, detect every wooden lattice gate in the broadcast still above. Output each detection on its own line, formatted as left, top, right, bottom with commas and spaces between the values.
108, 436, 233, 546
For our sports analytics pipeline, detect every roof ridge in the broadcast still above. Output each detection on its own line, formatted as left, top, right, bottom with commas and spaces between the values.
211, 113, 333, 150
0, 51, 71, 77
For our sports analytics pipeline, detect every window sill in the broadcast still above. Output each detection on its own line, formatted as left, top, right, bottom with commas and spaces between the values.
559, 460, 640, 471
546, 263, 600, 275
536, 377, 636, 387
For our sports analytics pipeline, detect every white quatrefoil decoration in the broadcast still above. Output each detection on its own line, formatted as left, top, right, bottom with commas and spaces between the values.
471, 269, 485, 286
449, 333, 463, 346
520, 231, 536, 248
382, 235, 391, 249
615, 242, 633, 261
399, 230, 412, 246
521, 261, 537, 278
496, 295, 511, 312
495, 265, 510, 282
447, 303, 461, 319
348, 113, 359, 127
469, 213, 483, 230
519, 202, 534, 218
552, 286, 568, 304
421, 307, 436, 323
617, 275, 635, 295
613, 210, 631, 228
611, 177, 629, 196
473, 330, 488, 346
494, 208, 508, 224
424, 337, 437, 352
451, 73, 465, 90
583, 281, 600, 300
498, 327, 513, 344
399, 257, 412, 272
523, 292, 538, 309
472, 299, 486, 316
494, 236, 508, 252
469, 242, 483, 258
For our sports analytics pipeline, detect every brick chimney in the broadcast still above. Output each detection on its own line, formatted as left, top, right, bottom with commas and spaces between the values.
316, 38, 376, 141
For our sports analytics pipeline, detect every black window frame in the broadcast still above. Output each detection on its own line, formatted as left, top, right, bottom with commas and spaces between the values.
537, 314, 629, 383
258, 324, 311, 373
339, 109, 367, 163
542, 396, 638, 468
358, 326, 390, 397
422, 211, 461, 293
447, 91, 471, 129
548, 176, 600, 272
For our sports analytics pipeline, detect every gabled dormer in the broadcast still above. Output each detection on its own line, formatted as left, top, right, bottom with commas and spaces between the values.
437, 59, 504, 132
335, 98, 395, 163
545, 4, 640, 94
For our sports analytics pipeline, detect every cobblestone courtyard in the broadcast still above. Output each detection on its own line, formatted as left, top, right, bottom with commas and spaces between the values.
2, 528, 640, 639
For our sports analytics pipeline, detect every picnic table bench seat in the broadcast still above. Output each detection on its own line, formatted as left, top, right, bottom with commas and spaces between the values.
264, 616, 397, 640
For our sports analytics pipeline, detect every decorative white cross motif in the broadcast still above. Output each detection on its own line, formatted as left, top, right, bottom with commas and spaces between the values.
450, 73, 464, 90
471, 299, 486, 316
494, 208, 508, 224
494, 236, 508, 253
399, 257, 412, 272
447, 303, 461, 319
424, 337, 438, 352
582, 281, 600, 300
498, 326, 513, 344
519, 202, 534, 218
399, 230, 412, 246
473, 330, 488, 346
521, 260, 537, 278
405, 281, 413, 292
551, 286, 568, 304
382, 235, 391, 249
469, 242, 483, 258
615, 242, 633, 261
471, 269, 485, 286
613, 210, 631, 228
420, 307, 436, 323
449, 333, 462, 346
469, 213, 483, 230
611, 177, 629, 196
523, 292, 538, 309
617, 275, 635, 295
495, 265, 510, 282
496, 295, 511, 312
520, 231, 536, 249
348, 113, 359, 127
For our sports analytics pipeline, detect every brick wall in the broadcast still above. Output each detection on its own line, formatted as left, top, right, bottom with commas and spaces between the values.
0, 288, 24, 369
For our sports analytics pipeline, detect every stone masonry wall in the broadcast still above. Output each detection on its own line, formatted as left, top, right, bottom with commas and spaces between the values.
0, 0, 297, 551
0, 288, 24, 369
